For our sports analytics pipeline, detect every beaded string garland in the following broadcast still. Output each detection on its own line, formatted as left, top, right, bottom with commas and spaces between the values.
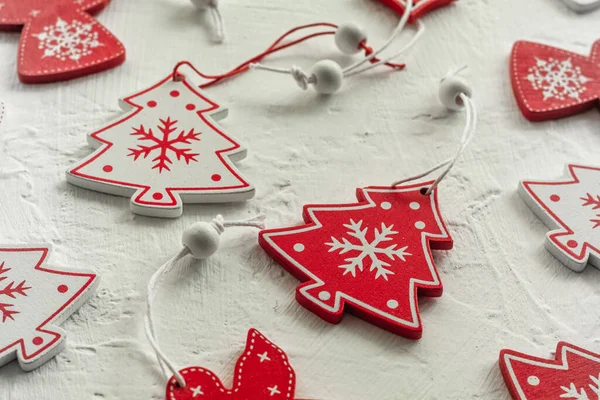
177, 0, 425, 93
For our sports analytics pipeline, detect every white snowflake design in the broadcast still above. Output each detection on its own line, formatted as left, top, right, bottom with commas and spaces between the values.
34, 18, 102, 62
560, 373, 600, 399
326, 219, 411, 281
527, 57, 590, 101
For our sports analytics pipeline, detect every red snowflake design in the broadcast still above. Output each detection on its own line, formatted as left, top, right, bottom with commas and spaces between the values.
127, 117, 201, 173
0, 262, 31, 323
581, 193, 600, 229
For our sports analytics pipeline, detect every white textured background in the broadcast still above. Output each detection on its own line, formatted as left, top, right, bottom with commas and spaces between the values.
1, 0, 600, 399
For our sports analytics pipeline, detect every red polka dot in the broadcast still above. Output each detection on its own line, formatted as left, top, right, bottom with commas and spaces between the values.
550, 194, 560, 202
211, 174, 222, 182
153, 192, 164, 200
186, 104, 196, 111
58, 285, 68, 293
170, 90, 180, 97
33, 337, 43, 346
567, 240, 578, 248
103, 165, 113, 173
147, 100, 157, 108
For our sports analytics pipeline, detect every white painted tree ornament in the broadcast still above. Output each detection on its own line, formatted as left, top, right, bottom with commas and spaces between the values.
561, 0, 600, 13
66, 65, 255, 218
0, 245, 98, 371
520, 165, 600, 272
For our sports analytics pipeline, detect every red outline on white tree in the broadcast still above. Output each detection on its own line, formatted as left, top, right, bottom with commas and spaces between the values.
581, 193, 600, 229
68, 75, 253, 209
127, 117, 201, 173
0, 262, 31, 323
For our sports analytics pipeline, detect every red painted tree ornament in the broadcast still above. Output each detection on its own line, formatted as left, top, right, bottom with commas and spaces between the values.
0, 246, 98, 371
166, 329, 296, 400
510, 40, 600, 121
500, 342, 600, 400
259, 183, 453, 339
520, 164, 600, 272
67, 65, 255, 218
0, 0, 125, 83
372, 0, 456, 22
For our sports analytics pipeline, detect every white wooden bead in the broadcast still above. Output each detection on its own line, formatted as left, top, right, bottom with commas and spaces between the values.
335, 23, 367, 55
190, 0, 218, 10
439, 76, 473, 111
310, 60, 344, 94
182, 222, 221, 259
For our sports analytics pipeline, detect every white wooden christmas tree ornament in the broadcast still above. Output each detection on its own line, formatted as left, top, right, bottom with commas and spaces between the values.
0, 245, 98, 371
67, 65, 255, 218
520, 164, 600, 272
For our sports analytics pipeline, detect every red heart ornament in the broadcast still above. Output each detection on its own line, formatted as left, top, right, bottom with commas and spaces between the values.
17, 4, 125, 83
500, 342, 600, 399
510, 40, 600, 121
166, 329, 296, 400
372, 0, 456, 22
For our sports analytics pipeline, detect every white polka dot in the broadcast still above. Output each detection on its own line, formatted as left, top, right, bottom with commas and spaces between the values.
293, 243, 305, 252
387, 300, 399, 309
415, 221, 425, 230
410, 202, 420, 210
318, 291, 331, 301
380, 202, 392, 210
527, 376, 540, 386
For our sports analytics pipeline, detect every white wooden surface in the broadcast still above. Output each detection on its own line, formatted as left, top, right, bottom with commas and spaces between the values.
1, 0, 599, 399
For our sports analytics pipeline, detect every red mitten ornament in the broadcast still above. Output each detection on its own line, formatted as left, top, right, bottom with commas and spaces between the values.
510, 40, 600, 121
500, 342, 600, 400
520, 164, 600, 272
0, 0, 124, 83
260, 183, 453, 339
0, 246, 98, 371
67, 66, 255, 218
167, 329, 296, 400
372, 0, 456, 21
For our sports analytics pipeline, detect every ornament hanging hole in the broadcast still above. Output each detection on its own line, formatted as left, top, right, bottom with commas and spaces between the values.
454, 95, 464, 107
420, 187, 431, 196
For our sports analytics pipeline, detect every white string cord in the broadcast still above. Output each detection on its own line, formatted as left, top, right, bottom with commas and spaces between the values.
191, 0, 225, 43
344, 20, 425, 78
392, 93, 477, 194
342, 0, 414, 74
249, 0, 423, 91
144, 214, 266, 388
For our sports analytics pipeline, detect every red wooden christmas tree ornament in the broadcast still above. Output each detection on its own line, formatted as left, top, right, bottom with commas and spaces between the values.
0, 0, 125, 83
510, 40, 600, 121
372, 0, 456, 22
0, 246, 98, 371
500, 342, 600, 400
520, 164, 600, 272
259, 183, 453, 339
166, 329, 296, 400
